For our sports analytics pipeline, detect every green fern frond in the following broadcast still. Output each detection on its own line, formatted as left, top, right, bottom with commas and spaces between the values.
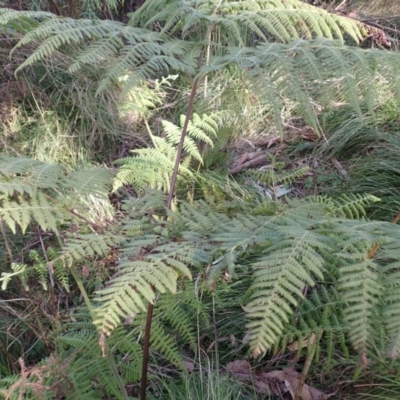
66, 167, 112, 199
156, 285, 204, 352
6, 15, 194, 95
0, 263, 29, 290
278, 286, 350, 366
95, 246, 192, 334
219, 39, 400, 136
382, 264, 400, 359
248, 165, 310, 187
147, 319, 186, 368
0, 155, 113, 233
0, 192, 65, 233
60, 234, 122, 266
0, 8, 52, 30
246, 228, 327, 356
56, 309, 143, 399
114, 113, 221, 193
338, 253, 381, 354
378, 240, 400, 359
130, 0, 367, 45
329, 193, 381, 219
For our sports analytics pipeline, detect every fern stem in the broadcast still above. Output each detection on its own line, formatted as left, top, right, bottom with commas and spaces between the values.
165, 49, 205, 211
294, 333, 321, 400
140, 51, 206, 400
70, 266, 129, 400
140, 73, 203, 399
140, 297, 155, 400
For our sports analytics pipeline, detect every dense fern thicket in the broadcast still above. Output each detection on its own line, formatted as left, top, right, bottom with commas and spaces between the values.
2, 0, 400, 399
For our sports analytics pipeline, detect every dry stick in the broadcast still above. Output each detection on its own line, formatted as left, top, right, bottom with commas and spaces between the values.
140, 51, 206, 400
360, 16, 400, 22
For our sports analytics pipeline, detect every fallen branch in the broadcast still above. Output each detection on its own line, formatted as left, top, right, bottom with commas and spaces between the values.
229, 145, 287, 174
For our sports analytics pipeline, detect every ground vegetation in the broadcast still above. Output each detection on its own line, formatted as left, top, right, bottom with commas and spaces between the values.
1, 0, 400, 399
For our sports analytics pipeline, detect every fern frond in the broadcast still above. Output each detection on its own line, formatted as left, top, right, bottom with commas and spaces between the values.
155, 285, 204, 352
60, 234, 122, 266
0, 192, 65, 233
6, 15, 194, 94
378, 238, 400, 359
248, 165, 309, 188
278, 286, 350, 367
338, 252, 381, 354
0, 155, 113, 233
57, 308, 143, 399
246, 228, 327, 356
220, 39, 400, 136
0, 8, 52, 30
95, 245, 192, 334
328, 193, 381, 219
130, 0, 367, 45
114, 113, 221, 193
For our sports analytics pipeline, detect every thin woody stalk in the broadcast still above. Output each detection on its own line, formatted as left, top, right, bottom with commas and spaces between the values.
140, 50, 205, 400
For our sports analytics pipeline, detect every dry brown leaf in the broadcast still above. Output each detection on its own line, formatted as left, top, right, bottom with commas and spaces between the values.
252, 377, 270, 394
360, 351, 368, 369
331, 158, 349, 181
99, 332, 106, 358
236, 152, 250, 166
299, 126, 318, 142
226, 362, 330, 400
287, 333, 317, 352
242, 331, 251, 344
226, 360, 252, 380
261, 369, 327, 400
183, 360, 195, 372
206, 337, 229, 352
257, 370, 287, 396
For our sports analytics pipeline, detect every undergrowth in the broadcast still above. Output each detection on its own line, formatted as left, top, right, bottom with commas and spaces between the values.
1, 0, 400, 399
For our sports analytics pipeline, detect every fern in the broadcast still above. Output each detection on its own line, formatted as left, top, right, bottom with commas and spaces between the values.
130, 0, 367, 45
4, 3, 400, 395
60, 233, 122, 266
210, 38, 400, 135
114, 113, 222, 193
156, 194, 400, 357
0, 10, 194, 96
248, 165, 310, 187
95, 235, 194, 334
0, 154, 113, 233
55, 308, 142, 399
2, 6, 400, 140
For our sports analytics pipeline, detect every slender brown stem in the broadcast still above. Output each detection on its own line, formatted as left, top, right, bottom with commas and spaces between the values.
165, 52, 205, 212
140, 299, 154, 400
293, 333, 320, 400
140, 50, 205, 400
